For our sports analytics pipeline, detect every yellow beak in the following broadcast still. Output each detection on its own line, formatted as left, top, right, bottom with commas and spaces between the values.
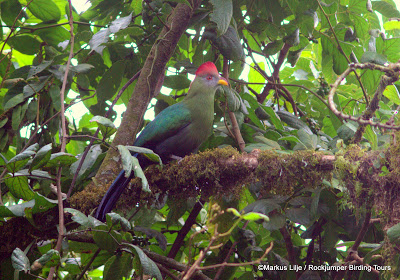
218, 77, 228, 86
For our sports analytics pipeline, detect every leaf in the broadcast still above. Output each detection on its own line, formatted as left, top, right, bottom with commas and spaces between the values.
107, 213, 132, 231
109, 13, 133, 33
360, 51, 388, 65
91, 116, 117, 139
387, 222, 400, 242
23, 76, 50, 98
103, 253, 133, 280
118, 145, 134, 177
372, 1, 400, 18
28, 0, 61, 22
70, 145, 102, 181
364, 125, 377, 150
7, 35, 41, 55
70, 64, 95, 74
64, 208, 90, 227
46, 152, 77, 167
89, 29, 111, 54
5, 174, 34, 200
205, 26, 244, 61
28, 60, 53, 78
30, 143, 52, 171
276, 111, 313, 134
134, 226, 167, 251
0, 193, 57, 218
49, 85, 61, 111
286, 207, 311, 225
242, 212, 269, 222
243, 199, 281, 215
7, 147, 37, 172
34, 26, 70, 47
93, 225, 122, 253
126, 244, 162, 280
12, 248, 30, 272
384, 21, 400, 31
296, 128, 317, 150
263, 40, 284, 56
32, 249, 60, 269
209, 0, 233, 36
3, 93, 24, 111
383, 85, 400, 105
163, 75, 191, 90
125, 146, 163, 165
97, 61, 126, 102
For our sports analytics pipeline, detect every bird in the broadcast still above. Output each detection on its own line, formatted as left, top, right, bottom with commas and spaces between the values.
95, 61, 228, 221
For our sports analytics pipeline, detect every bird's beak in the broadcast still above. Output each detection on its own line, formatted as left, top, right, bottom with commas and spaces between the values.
218, 77, 228, 86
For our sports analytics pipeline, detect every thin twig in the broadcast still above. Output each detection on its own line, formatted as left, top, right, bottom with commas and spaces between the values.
47, 2, 75, 279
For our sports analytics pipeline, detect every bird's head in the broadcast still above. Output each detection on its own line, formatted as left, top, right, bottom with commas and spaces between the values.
189, 62, 228, 94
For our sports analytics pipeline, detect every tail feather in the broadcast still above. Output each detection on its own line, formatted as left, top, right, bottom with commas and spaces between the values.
95, 170, 134, 221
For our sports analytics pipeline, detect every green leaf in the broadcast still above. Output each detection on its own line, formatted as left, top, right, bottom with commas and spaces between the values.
91, 116, 117, 139
28, 0, 61, 22
360, 51, 388, 65
93, 225, 122, 253
11, 248, 30, 272
227, 207, 241, 217
49, 85, 61, 111
117, 145, 150, 192
0, 193, 57, 218
276, 111, 313, 134
70, 145, 102, 182
241, 212, 269, 222
7, 147, 37, 172
364, 125, 377, 150
3, 93, 24, 111
5, 174, 34, 200
30, 143, 52, 171
163, 75, 191, 90
103, 253, 133, 280
107, 213, 132, 231
372, 1, 400, 18
33, 249, 60, 269
286, 207, 311, 225
70, 64, 95, 74
7, 35, 41, 55
34, 26, 70, 47
118, 145, 134, 177
28, 60, 53, 78
209, 0, 233, 36
263, 40, 284, 56
296, 128, 317, 150
384, 21, 400, 31
383, 85, 400, 105
205, 26, 244, 61
387, 222, 400, 242
64, 208, 90, 227
97, 61, 126, 102
23, 76, 50, 98
125, 146, 163, 165
46, 152, 78, 167
126, 244, 162, 280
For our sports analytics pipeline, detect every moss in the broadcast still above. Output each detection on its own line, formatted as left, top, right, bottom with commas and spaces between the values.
255, 150, 331, 197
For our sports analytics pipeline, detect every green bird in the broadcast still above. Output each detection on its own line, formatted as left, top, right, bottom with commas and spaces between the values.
96, 61, 228, 221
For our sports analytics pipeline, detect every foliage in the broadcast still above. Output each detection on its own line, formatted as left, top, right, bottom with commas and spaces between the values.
1, 0, 400, 279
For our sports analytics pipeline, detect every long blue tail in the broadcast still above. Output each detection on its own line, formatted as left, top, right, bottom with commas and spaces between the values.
95, 170, 134, 221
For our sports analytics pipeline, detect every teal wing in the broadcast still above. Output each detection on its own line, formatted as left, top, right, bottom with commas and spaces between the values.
134, 102, 192, 148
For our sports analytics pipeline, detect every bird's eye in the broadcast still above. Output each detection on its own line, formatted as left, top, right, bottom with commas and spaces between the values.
206, 75, 213, 80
